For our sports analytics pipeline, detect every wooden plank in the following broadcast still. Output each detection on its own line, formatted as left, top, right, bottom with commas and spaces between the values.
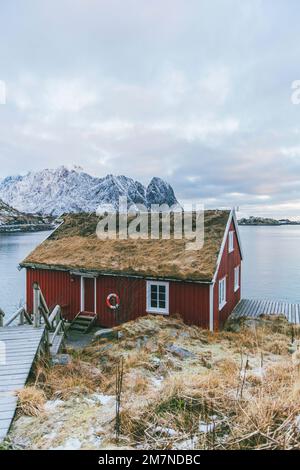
230, 299, 300, 325
253, 299, 262, 317
0, 324, 46, 442
243, 299, 254, 317
0, 410, 17, 420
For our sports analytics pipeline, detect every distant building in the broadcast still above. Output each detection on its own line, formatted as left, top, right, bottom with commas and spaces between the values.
20, 209, 243, 331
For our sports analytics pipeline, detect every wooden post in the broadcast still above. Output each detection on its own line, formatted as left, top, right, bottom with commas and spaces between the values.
33, 283, 40, 328
19, 308, 24, 326
0, 308, 4, 327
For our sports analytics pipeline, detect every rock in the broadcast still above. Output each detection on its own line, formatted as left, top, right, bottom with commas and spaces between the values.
288, 344, 297, 354
98, 343, 114, 353
94, 328, 118, 340
52, 354, 72, 366
150, 356, 161, 369
167, 344, 195, 359
136, 336, 149, 349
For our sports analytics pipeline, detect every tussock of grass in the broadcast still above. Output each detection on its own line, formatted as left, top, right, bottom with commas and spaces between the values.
34, 358, 105, 400
17, 387, 46, 417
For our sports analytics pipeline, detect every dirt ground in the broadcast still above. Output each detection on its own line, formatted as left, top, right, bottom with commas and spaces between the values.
5, 314, 300, 450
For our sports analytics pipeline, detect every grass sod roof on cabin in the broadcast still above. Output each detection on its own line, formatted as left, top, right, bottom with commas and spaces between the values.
21, 210, 231, 282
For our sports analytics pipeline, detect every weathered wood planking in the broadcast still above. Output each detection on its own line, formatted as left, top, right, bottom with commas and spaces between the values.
231, 298, 300, 324
0, 325, 45, 442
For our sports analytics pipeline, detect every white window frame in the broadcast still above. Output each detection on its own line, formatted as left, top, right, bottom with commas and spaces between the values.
218, 276, 227, 310
146, 280, 169, 315
234, 265, 240, 292
228, 230, 234, 253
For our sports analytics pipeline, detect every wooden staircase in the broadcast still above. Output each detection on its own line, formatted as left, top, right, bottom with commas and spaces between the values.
69, 311, 97, 333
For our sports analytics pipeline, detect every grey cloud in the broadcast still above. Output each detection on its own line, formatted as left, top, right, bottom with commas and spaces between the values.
1, 1, 300, 217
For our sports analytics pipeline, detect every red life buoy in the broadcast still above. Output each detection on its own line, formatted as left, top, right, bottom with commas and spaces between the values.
106, 293, 120, 310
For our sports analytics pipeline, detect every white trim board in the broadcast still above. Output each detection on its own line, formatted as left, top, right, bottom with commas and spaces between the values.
212, 208, 243, 284
209, 283, 214, 332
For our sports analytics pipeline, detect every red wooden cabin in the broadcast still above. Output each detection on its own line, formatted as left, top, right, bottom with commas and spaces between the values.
20, 209, 243, 331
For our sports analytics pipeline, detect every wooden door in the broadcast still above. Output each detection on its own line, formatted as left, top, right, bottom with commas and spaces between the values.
83, 277, 95, 313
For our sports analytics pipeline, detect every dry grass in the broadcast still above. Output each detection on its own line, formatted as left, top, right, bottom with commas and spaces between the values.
33, 358, 105, 400
21, 210, 229, 281
11, 314, 300, 450
17, 387, 46, 417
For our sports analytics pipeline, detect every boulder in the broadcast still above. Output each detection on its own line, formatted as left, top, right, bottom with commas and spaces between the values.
52, 354, 72, 366
94, 328, 119, 340
167, 344, 195, 359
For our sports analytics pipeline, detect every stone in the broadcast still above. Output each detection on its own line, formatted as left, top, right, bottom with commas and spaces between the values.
167, 344, 195, 359
150, 356, 161, 369
52, 354, 72, 366
94, 328, 118, 340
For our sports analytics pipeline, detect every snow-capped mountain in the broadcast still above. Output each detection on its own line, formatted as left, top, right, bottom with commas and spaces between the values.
0, 198, 53, 231
0, 166, 179, 216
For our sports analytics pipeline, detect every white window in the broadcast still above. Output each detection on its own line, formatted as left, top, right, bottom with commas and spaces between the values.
228, 230, 234, 253
219, 277, 226, 310
146, 281, 169, 314
234, 265, 240, 292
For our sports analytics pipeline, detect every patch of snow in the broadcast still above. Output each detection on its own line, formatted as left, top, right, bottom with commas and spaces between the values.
44, 399, 64, 412
199, 416, 218, 433
90, 393, 115, 406
250, 367, 265, 378
173, 436, 198, 450
151, 376, 164, 388
43, 431, 58, 441
50, 437, 82, 450
154, 426, 177, 437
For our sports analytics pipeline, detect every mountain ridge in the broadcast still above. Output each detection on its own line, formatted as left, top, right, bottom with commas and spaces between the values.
0, 166, 179, 216
0, 198, 54, 232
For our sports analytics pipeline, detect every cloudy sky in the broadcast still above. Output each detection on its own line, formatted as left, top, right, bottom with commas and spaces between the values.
1, 1, 300, 218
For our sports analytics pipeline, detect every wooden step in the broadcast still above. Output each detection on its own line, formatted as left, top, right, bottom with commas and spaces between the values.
69, 312, 97, 334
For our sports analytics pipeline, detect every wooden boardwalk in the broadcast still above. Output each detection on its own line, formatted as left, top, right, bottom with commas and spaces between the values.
231, 298, 300, 324
0, 325, 45, 442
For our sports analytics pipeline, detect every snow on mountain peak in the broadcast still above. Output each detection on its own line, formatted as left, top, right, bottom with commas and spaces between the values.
0, 167, 179, 216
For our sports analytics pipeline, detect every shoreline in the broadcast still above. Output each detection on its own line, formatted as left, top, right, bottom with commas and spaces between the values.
0, 224, 55, 234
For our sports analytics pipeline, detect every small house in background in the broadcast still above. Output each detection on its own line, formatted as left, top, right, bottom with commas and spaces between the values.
20, 209, 243, 331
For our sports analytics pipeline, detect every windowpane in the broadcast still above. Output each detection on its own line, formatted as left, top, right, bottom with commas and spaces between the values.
151, 285, 158, 297
159, 300, 166, 309
219, 277, 226, 309
159, 291, 165, 301
234, 266, 239, 291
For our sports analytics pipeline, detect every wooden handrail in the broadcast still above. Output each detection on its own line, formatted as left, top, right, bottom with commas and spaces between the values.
39, 290, 50, 315
4, 307, 25, 327
39, 306, 52, 330
49, 319, 63, 346
48, 305, 61, 326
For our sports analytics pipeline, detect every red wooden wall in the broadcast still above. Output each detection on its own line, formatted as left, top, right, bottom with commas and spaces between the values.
26, 268, 210, 328
213, 220, 242, 330
25, 218, 242, 331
